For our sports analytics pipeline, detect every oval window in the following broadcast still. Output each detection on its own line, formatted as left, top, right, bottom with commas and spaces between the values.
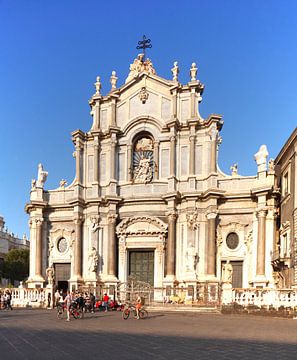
226, 232, 239, 250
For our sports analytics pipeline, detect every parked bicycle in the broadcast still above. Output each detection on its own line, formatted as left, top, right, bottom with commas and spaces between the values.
122, 303, 148, 320
57, 302, 82, 320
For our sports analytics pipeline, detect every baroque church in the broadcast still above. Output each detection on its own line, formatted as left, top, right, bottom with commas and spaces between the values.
26, 53, 279, 300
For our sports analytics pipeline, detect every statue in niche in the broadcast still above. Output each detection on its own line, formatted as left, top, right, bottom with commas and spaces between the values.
133, 137, 154, 184
88, 247, 99, 272
186, 243, 197, 272
222, 260, 233, 283
46, 266, 55, 285
134, 154, 152, 183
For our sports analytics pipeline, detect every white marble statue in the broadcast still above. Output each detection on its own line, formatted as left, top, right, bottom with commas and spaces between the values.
46, 266, 55, 285
230, 163, 238, 176
171, 61, 179, 82
59, 179, 67, 188
186, 243, 197, 272
222, 260, 233, 283
254, 144, 268, 172
88, 247, 99, 272
268, 158, 275, 172
134, 155, 152, 183
36, 163, 48, 188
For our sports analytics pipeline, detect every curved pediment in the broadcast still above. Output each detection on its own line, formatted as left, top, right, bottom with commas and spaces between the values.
116, 216, 168, 236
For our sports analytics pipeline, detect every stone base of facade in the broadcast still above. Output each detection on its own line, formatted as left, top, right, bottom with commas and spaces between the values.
27, 275, 45, 289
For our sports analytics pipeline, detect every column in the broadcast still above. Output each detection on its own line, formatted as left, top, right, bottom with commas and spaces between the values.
189, 134, 195, 175
206, 212, 217, 276
256, 210, 267, 276
190, 90, 196, 118
93, 137, 99, 183
166, 212, 177, 277
210, 128, 217, 173
127, 145, 133, 181
75, 140, 83, 184
108, 214, 117, 277
74, 217, 83, 279
170, 135, 176, 177
171, 90, 177, 119
110, 98, 116, 127
35, 218, 43, 277
154, 140, 160, 179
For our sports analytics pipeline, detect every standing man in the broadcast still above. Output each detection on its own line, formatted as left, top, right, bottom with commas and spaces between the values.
103, 293, 109, 312
64, 291, 73, 322
54, 289, 61, 308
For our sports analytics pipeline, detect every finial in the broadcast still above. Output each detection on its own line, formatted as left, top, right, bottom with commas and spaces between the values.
190, 62, 198, 81
171, 61, 179, 82
110, 71, 118, 91
94, 76, 101, 95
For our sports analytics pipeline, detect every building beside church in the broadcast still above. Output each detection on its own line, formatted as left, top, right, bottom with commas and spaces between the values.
273, 127, 297, 288
26, 54, 280, 300
0, 216, 29, 286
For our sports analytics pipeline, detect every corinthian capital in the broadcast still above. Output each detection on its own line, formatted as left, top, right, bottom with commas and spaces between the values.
74, 215, 84, 225
108, 214, 117, 224
206, 210, 218, 220
167, 211, 177, 222
256, 209, 267, 218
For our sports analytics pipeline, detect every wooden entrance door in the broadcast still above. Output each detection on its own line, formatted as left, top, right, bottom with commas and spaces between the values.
129, 251, 154, 286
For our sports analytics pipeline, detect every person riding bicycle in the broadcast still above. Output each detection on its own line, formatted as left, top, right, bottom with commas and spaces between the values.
135, 293, 142, 320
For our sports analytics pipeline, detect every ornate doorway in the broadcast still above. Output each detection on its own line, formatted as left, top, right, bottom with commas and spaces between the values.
129, 250, 154, 286
54, 263, 70, 292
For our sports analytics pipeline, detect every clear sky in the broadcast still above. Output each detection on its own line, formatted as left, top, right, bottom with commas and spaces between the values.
0, 0, 296, 238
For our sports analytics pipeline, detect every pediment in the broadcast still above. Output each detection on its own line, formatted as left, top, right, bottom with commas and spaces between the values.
116, 216, 168, 236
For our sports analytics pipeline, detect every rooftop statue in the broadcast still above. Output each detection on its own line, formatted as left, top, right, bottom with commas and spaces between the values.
126, 54, 156, 83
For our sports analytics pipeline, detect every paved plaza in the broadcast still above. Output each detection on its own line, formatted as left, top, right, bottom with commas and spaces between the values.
0, 309, 297, 359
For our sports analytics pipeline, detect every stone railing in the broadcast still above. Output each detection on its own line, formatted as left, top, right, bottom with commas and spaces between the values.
0, 287, 52, 308
232, 288, 297, 309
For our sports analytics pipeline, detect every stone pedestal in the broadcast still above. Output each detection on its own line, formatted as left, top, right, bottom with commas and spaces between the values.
221, 282, 232, 305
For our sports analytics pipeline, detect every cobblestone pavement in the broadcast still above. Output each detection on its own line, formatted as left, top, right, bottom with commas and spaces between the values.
1, 309, 297, 359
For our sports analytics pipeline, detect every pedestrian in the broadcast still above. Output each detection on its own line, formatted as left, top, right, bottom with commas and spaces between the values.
90, 293, 96, 313
64, 291, 73, 322
103, 293, 109, 312
5, 290, 13, 310
54, 289, 61, 308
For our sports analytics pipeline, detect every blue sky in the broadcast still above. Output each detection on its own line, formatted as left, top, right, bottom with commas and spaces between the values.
0, 0, 296, 238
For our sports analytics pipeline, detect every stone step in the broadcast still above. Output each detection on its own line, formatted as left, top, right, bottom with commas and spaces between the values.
147, 305, 220, 313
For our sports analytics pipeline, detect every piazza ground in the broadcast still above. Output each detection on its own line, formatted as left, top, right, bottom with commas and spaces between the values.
0, 309, 297, 359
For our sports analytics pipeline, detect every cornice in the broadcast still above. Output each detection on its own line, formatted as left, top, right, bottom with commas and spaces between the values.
275, 127, 297, 164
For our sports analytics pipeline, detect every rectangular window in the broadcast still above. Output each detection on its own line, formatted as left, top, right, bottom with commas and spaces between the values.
283, 172, 289, 196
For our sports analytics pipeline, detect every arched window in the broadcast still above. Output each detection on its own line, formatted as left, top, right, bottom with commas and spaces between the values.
133, 134, 154, 183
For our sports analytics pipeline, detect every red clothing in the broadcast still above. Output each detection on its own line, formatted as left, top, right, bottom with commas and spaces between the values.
103, 295, 109, 302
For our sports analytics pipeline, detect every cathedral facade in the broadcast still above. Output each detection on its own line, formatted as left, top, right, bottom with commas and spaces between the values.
26, 55, 278, 300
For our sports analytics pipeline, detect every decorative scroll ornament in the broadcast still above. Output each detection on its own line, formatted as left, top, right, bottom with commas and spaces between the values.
139, 87, 149, 104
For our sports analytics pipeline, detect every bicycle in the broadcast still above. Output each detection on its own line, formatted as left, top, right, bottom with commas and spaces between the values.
57, 302, 82, 320
122, 303, 148, 320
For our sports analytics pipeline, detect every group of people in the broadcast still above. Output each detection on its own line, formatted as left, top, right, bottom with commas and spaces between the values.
0, 290, 13, 310
54, 290, 119, 321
